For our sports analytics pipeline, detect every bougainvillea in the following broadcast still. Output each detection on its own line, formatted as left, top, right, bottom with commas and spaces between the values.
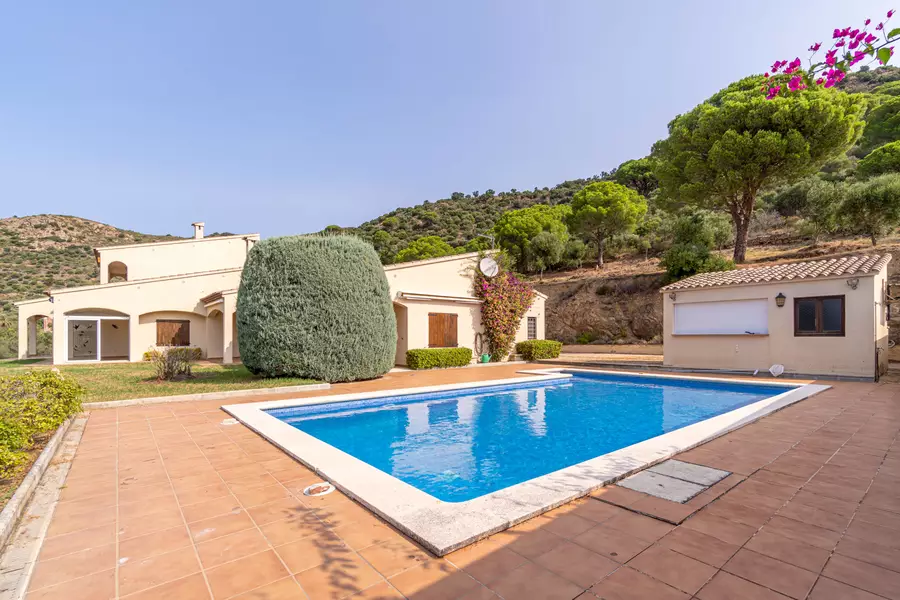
765, 10, 898, 98
474, 267, 536, 362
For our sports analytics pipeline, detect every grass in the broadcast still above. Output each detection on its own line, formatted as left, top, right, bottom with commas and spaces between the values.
0, 361, 317, 404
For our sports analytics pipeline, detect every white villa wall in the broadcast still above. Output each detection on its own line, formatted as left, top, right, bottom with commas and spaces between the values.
97, 235, 258, 283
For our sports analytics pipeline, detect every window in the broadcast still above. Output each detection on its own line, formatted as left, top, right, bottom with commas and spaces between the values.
527, 317, 537, 340
794, 296, 844, 336
428, 313, 458, 348
673, 299, 768, 335
156, 320, 190, 346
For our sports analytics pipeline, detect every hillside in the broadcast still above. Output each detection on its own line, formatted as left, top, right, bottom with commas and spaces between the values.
0, 215, 182, 356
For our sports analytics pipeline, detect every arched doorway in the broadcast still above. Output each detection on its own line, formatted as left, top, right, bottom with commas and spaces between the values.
108, 261, 128, 282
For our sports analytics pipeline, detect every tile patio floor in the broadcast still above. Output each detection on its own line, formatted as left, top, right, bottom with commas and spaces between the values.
24, 366, 900, 599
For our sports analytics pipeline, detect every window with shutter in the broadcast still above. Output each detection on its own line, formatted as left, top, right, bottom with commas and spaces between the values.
428, 313, 458, 348
156, 320, 191, 346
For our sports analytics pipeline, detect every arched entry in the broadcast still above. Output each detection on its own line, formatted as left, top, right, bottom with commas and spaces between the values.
23, 314, 52, 358
207, 309, 224, 359
108, 261, 128, 282
64, 309, 130, 361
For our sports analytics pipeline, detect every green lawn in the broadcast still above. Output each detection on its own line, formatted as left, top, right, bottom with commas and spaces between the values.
0, 361, 317, 404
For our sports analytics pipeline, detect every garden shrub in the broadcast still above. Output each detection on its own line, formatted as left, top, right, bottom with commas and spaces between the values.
515, 340, 562, 360
406, 347, 473, 369
474, 267, 536, 362
145, 347, 198, 380
237, 235, 397, 382
142, 347, 202, 362
0, 370, 84, 479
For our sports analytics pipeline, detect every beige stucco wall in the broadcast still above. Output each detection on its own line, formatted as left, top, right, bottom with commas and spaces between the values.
40, 269, 242, 364
389, 254, 548, 365
98, 235, 258, 284
663, 274, 882, 379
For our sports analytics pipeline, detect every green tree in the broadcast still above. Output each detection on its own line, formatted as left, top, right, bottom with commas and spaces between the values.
800, 180, 842, 243
493, 204, 570, 272
840, 174, 900, 245
567, 182, 647, 268
529, 231, 564, 280
613, 157, 659, 198
858, 140, 900, 177
859, 96, 900, 153
660, 211, 735, 280
563, 239, 586, 268
653, 76, 866, 263
394, 236, 455, 263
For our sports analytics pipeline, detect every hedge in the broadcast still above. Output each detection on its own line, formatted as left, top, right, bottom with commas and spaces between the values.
515, 340, 562, 360
142, 347, 202, 362
406, 347, 473, 370
0, 371, 84, 479
237, 235, 397, 382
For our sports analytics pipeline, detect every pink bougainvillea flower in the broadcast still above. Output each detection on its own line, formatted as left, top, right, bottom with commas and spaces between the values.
816, 77, 825, 85
849, 50, 866, 66
836, 39, 847, 47
866, 33, 878, 44
889, 9, 895, 18
878, 22, 885, 31
809, 42, 821, 52
766, 85, 781, 99
849, 28, 860, 38
788, 75, 805, 91
833, 28, 843, 38
764, 72, 770, 78
849, 38, 860, 49
841, 26, 852, 36
825, 49, 838, 65
866, 18, 872, 26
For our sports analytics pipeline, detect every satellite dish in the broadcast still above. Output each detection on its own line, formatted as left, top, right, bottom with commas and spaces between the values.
479, 257, 500, 277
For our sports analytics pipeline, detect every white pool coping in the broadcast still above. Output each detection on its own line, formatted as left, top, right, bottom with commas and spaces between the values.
223, 368, 829, 555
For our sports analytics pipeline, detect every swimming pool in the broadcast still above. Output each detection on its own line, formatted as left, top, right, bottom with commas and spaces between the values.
267, 372, 791, 502
225, 368, 826, 554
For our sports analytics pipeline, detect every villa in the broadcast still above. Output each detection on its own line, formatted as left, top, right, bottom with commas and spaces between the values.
15, 222, 545, 366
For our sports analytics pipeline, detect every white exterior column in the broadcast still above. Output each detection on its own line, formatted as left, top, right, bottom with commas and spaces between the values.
128, 315, 141, 362
27, 317, 37, 356
17, 316, 28, 359
222, 295, 235, 365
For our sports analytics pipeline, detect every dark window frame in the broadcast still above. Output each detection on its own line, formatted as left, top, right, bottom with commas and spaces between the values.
156, 319, 191, 347
793, 295, 845, 337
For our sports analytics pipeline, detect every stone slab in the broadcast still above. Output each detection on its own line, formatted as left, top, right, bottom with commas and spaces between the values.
618, 470, 706, 503
648, 459, 731, 486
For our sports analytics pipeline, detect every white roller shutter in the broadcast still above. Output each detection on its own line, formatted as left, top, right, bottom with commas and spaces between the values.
674, 299, 768, 335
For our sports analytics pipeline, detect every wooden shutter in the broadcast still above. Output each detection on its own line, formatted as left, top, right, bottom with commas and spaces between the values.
428, 313, 458, 348
156, 320, 190, 346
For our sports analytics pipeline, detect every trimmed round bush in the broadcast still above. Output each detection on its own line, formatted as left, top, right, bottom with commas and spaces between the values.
237, 235, 397, 382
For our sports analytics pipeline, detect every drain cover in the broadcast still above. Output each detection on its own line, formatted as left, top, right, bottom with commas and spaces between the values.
303, 482, 335, 497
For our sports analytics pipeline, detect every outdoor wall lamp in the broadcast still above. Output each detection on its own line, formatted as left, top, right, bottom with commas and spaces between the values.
775, 293, 786, 308
668, 293, 677, 301
847, 278, 859, 290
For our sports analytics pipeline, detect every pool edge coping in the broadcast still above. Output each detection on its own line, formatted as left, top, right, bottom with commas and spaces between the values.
223, 368, 829, 556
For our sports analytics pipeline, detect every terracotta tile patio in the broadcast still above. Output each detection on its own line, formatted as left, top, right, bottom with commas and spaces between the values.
24, 366, 900, 599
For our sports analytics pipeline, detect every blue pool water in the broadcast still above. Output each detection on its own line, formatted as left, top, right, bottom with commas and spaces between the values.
268, 372, 792, 502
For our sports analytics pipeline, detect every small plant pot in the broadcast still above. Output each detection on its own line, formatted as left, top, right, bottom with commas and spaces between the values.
480, 354, 491, 363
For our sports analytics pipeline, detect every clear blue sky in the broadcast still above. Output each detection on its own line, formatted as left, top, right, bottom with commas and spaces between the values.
0, 1, 893, 237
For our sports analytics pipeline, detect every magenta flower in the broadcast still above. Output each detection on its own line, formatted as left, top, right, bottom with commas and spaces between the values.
889, 10, 895, 18
849, 28, 860, 38
788, 76, 806, 91
766, 85, 781, 99
866, 33, 877, 44
849, 39, 860, 49
833, 28, 843, 38
849, 50, 866, 66
836, 39, 846, 47
825, 49, 838, 65
809, 42, 822, 52
866, 18, 872, 26
878, 22, 885, 31
840, 27, 852, 36
816, 77, 825, 85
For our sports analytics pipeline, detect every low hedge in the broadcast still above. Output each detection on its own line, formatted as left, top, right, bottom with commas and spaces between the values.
515, 340, 563, 360
406, 347, 473, 370
0, 371, 84, 479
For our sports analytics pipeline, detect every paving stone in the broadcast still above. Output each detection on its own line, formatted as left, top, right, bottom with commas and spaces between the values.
618, 471, 706, 503
649, 460, 731, 486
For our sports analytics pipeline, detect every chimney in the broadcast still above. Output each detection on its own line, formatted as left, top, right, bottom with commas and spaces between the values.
192, 222, 205, 239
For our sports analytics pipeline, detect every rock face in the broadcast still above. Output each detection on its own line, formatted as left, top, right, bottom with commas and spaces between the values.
535, 273, 664, 345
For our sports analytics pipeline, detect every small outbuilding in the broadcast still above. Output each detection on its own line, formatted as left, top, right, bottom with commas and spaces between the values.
661, 255, 892, 380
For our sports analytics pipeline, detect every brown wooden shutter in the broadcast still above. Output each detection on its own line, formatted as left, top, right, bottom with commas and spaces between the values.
428, 313, 458, 348
156, 320, 190, 346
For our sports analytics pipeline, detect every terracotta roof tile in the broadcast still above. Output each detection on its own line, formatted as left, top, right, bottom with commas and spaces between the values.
660, 254, 892, 292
